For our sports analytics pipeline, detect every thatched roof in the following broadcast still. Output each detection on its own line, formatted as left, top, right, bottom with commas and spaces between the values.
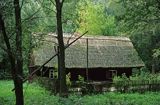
32, 33, 144, 68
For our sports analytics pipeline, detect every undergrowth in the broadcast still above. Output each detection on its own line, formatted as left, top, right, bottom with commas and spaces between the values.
0, 80, 160, 105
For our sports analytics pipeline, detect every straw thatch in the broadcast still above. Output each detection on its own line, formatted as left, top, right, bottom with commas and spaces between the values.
32, 33, 144, 68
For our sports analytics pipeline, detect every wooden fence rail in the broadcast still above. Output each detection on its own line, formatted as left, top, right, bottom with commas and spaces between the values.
113, 80, 160, 93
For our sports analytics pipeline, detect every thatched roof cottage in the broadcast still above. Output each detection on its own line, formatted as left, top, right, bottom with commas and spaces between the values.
30, 34, 144, 81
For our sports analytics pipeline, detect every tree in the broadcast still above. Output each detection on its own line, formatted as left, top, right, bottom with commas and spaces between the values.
117, 0, 160, 72
55, 0, 67, 97
14, 0, 24, 104
77, 0, 118, 35
118, 0, 160, 33
62, 0, 79, 33
0, 0, 24, 104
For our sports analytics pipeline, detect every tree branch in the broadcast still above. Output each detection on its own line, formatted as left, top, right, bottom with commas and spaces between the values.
42, 5, 56, 13
62, 0, 65, 4
20, 0, 25, 10
49, 0, 56, 6
67, 32, 75, 45
0, 44, 8, 53
0, 13, 16, 80
22, 16, 56, 22
0, 14, 12, 58
22, 7, 42, 23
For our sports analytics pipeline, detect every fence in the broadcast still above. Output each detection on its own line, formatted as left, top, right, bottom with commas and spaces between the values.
31, 77, 160, 94
113, 80, 160, 93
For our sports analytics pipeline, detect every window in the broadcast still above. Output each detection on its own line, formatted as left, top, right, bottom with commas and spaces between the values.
49, 69, 54, 79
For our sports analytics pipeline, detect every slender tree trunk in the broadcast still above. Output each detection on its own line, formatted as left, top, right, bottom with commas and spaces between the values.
14, 0, 24, 104
0, 14, 17, 81
0, 10, 24, 105
55, 0, 68, 97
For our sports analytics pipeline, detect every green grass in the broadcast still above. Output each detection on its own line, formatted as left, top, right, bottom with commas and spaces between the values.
0, 80, 60, 105
0, 80, 160, 105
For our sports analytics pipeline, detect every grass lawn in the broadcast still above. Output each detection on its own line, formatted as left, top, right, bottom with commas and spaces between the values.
0, 80, 160, 105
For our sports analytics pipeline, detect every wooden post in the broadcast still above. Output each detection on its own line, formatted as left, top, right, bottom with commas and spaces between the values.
86, 38, 89, 81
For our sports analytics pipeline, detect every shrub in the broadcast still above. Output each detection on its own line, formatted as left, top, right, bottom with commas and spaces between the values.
36, 77, 58, 94
113, 73, 160, 93
66, 72, 72, 87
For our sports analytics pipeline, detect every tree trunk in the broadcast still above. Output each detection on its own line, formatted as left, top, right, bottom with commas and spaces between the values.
55, 0, 68, 97
0, 10, 24, 105
14, 0, 24, 104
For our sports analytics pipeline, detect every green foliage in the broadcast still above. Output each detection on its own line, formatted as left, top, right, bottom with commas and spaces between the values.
113, 73, 160, 93
107, 0, 125, 16
78, 75, 84, 82
54, 65, 58, 79
130, 31, 160, 71
35, 77, 58, 94
77, 0, 118, 35
77, 75, 85, 87
0, 72, 12, 80
1, 80, 160, 105
118, 0, 160, 34
62, 0, 79, 33
153, 48, 160, 58
0, 47, 5, 62
21, 0, 79, 33
66, 72, 71, 87
116, 0, 160, 71
0, 80, 61, 105
21, 0, 56, 32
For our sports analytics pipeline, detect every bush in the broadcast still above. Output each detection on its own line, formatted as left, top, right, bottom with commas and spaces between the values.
0, 71, 12, 80
36, 77, 58, 94
113, 73, 160, 93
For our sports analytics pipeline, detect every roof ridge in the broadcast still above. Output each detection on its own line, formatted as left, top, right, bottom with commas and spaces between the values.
34, 33, 131, 42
